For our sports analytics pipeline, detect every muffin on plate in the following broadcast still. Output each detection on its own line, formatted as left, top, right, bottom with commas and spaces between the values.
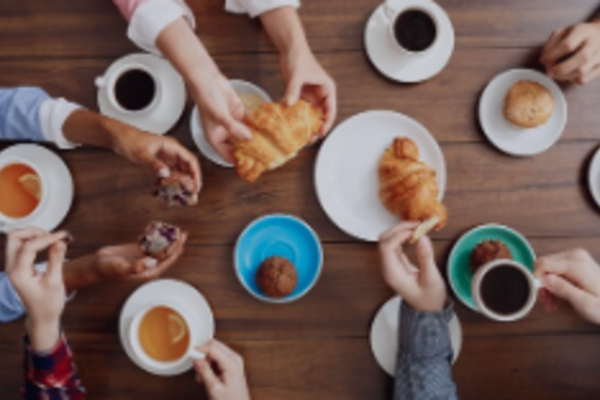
470, 240, 512, 274
256, 256, 298, 298
503, 80, 554, 128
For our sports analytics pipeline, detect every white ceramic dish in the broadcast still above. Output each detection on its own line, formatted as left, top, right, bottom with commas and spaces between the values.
315, 110, 446, 242
479, 68, 567, 157
119, 279, 215, 376
370, 296, 462, 376
190, 80, 272, 167
364, 0, 455, 83
0, 144, 73, 233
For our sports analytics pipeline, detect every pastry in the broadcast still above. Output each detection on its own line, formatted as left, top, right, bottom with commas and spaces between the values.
139, 221, 181, 260
470, 240, 513, 274
256, 256, 298, 298
503, 80, 554, 128
379, 137, 447, 243
233, 100, 323, 182
153, 172, 198, 207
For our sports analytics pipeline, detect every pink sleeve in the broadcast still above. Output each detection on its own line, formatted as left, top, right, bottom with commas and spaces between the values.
113, 0, 149, 21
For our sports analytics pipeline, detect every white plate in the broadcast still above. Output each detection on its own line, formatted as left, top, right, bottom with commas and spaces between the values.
370, 296, 462, 376
190, 80, 272, 167
364, 0, 455, 83
588, 147, 600, 210
0, 144, 73, 232
479, 69, 568, 157
97, 53, 186, 135
119, 279, 215, 376
315, 110, 446, 242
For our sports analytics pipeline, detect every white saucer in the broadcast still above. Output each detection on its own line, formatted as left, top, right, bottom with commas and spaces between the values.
97, 53, 186, 135
190, 80, 272, 167
0, 144, 73, 233
588, 146, 600, 209
315, 110, 446, 242
479, 69, 568, 157
364, 0, 455, 83
119, 279, 215, 376
370, 296, 462, 377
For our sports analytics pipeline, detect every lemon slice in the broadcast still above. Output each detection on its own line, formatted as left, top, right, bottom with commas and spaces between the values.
168, 313, 187, 344
18, 173, 41, 201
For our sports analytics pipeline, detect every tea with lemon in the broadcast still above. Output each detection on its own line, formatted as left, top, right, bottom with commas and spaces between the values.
0, 163, 42, 219
138, 306, 190, 362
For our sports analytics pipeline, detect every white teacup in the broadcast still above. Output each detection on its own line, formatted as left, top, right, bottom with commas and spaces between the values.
129, 301, 207, 373
382, 0, 440, 56
0, 156, 50, 230
472, 260, 543, 322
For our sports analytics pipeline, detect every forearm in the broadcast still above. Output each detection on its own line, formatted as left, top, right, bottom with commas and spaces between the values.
260, 6, 311, 57
62, 254, 101, 292
62, 109, 118, 149
394, 302, 458, 400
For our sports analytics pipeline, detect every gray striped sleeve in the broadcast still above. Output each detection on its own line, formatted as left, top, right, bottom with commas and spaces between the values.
394, 302, 458, 400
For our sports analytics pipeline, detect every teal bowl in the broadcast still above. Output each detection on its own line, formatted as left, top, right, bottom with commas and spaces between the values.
447, 224, 536, 310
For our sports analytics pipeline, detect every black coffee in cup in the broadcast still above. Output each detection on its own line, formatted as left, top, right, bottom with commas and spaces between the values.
393, 9, 437, 52
115, 69, 156, 111
480, 265, 530, 315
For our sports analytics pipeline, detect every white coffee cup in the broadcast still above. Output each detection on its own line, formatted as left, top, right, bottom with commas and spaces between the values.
382, 0, 440, 56
472, 260, 543, 322
95, 63, 161, 115
0, 156, 50, 231
129, 301, 207, 372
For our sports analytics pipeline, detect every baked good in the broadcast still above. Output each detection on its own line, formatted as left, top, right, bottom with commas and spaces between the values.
255, 256, 298, 298
233, 100, 323, 182
503, 81, 554, 128
470, 240, 513, 274
139, 221, 180, 260
153, 172, 198, 207
379, 137, 447, 243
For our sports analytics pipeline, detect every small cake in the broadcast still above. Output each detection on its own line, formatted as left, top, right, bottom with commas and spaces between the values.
139, 221, 181, 260
153, 172, 198, 207
470, 240, 513, 274
256, 256, 298, 298
503, 81, 554, 128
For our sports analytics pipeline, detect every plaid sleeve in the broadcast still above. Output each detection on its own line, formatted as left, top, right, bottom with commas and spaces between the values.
394, 302, 459, 400
23, 333, 86, 400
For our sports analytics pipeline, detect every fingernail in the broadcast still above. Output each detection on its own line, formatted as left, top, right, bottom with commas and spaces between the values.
143, 258, 158, 268
158, 167, 170, 178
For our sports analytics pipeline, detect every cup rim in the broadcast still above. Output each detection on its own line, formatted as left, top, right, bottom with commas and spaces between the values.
386, 5, 440, 55
472, 259, 539, 322
0, 157, 49, 224
128, 302, 197, 370
106, 63, 161, 115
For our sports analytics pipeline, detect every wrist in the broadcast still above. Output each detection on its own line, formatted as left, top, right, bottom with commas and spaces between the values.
26, 318, 61, 353
63, 255, 101, 291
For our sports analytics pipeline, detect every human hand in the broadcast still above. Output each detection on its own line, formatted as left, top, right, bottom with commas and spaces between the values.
281, 48, 337, 137
192, 73, 252, 163
378, 222, 446, 312
5, 228, 70, 352
540, 20, 600, 84
194, 339, 251, 400
535, 249, 600, 324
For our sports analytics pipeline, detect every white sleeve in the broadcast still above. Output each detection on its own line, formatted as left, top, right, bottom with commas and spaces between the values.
127, 0, 196, 56
38, 98, 82, 150
225, 0, 300, 18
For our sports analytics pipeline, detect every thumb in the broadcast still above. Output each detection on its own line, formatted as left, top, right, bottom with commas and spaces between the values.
47, 241, 67, 284
194, 359, 220, 390
544, 274, 591, 307
284, 78, 302, 106
415, 236, 440, 285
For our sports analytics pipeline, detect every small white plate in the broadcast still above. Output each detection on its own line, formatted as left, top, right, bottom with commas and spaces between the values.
370, 296, 462, 376
0, 144, 73, 233
364, 0, 455, 83
119, 279, 215, 376
190, 80, 272, 167
315, 110, 446, 242
588, 147, 600, 209
479, 69, 568, 157
97, 53, 186, 135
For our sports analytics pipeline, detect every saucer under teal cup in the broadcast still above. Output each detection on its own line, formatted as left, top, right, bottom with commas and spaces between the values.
447, 224, 536, 311
234, 214, 323, 304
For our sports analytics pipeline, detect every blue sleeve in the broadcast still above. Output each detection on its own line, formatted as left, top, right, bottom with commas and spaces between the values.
394, 302, 458, 400
0, 87, 49, 142
0, 272, 25, 322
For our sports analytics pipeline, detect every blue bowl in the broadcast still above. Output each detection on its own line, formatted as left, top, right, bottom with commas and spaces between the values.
234, 214, 323, 303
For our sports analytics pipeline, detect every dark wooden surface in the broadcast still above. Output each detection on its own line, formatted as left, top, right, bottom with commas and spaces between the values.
1, 1, 600, 399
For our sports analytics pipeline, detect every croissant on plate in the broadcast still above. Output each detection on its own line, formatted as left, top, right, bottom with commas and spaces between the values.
379, 137, 447, 242
233, 100, 323, 182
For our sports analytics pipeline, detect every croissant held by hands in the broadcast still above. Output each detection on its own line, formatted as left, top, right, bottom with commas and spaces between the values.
379, 137, 448, 242
233, 100, 324, 183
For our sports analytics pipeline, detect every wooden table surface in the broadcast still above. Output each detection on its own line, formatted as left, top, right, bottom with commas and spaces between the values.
2, 1, 600, 399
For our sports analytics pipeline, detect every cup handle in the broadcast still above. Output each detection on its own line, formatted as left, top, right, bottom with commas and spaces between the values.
188, 347, 206, 361
95, 76, 106, 89
382, 0, 397, 21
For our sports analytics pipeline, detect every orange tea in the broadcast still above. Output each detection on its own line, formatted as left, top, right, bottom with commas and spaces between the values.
0, 163, 42, 219
138, 306, 190, 362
